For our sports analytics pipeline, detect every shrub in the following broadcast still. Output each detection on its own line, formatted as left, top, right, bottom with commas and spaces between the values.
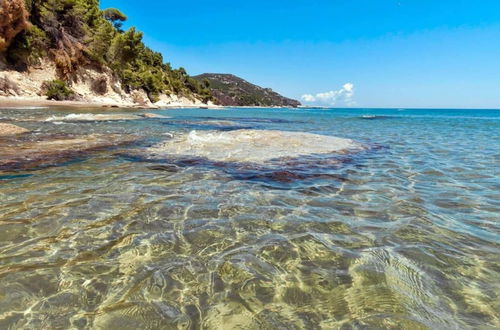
7, 26, 48, 69
42, 80, 75, 101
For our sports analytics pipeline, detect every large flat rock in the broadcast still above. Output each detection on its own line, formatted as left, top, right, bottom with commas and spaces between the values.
0, 134, 138, 170
144, 129, 363, 164
0, 123, 29, 136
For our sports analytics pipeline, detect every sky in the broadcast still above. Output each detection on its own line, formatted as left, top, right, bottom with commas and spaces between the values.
100, 0, 500, 108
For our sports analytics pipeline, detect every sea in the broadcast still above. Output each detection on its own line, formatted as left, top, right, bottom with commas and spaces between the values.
0, 107, 498, 329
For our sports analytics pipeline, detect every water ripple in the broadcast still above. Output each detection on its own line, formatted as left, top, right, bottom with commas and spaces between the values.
0, 107, 498, 328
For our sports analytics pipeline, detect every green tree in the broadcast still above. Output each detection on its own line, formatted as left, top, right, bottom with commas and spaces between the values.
6, 0, 213, 102
102, 8, 127, 31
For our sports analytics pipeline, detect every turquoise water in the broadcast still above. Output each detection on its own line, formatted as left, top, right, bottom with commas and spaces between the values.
0, 107, 499, 329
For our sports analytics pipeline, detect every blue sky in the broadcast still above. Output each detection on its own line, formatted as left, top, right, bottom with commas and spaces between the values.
100, 0, 500, 108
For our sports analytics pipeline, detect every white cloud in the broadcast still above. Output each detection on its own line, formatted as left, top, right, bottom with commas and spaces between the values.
301, 94, 316, 102
301, 83, 356, 106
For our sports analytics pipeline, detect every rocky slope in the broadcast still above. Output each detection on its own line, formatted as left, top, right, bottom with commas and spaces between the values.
193, 73, 301, 107
0, 0, 213, 108
0, 59, 210, 108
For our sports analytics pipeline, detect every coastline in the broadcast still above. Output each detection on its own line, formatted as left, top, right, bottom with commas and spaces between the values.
0, 96, 224, 110
0, 60, 221, 110
0, 97, 302, 110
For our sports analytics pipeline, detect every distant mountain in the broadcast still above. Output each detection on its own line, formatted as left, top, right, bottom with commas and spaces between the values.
193, 74, 301, 107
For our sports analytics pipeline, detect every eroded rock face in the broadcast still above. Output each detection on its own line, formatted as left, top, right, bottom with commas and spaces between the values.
0, 123, 29, 136
0, 134, 138, 170
144, 129, 363, 164
0, 0, 30, 52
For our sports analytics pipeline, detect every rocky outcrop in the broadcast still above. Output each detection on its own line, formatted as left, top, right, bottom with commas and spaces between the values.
0, 75, 19, 96
0, 134, 138, 170
0, 0, 30, 52
0, 60, 208, 108
141, 129, 362, 164
0, 123, 29, 136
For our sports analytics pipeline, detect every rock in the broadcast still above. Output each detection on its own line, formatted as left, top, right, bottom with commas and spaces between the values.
0, 134, 138, 170
140, 113, 169, 119
91, 76, 108, 95
0, 123, 29, 136
131, 90, 150, 106
0, 76, 20, 95
143, 129, 363, 164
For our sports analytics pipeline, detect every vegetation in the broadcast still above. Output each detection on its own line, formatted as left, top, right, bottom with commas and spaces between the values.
6, 25, 48, 69
42, 79, 75, 100
0, 0, 30, 52
193, 74, 301, 107
1, 0, 213, 103
102, 8, 127, 31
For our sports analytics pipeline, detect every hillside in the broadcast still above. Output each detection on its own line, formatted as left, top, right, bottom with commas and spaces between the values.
0, 0, 213, 107
193, 74, 301, 107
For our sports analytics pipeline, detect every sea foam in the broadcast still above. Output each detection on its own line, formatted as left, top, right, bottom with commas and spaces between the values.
44, 113, 141, 122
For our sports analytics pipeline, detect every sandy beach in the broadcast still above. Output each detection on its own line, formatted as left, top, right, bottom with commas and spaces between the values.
0, 96, 224, 110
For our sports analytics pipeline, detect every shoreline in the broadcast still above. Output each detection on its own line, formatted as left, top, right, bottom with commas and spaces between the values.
0, 97, 303, 110
0, 96, 225, 110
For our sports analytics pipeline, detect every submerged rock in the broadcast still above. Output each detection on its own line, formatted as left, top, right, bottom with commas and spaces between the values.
0, 123, 29, 136
0, 134, 138, 170
140, 113, 170, 119
144, 129, 363, 164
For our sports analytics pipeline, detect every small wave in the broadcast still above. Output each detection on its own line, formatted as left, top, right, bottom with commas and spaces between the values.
360, 115, 389, 120
1, 106, 49, 110
196, 116, 301, 124
44, 113, 141, 122
198, 120, 242, 126
163, 119, 251, 131
231, 117, 300, 124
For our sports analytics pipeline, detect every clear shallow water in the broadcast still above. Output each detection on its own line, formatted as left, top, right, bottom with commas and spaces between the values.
0, 107, 499, 329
